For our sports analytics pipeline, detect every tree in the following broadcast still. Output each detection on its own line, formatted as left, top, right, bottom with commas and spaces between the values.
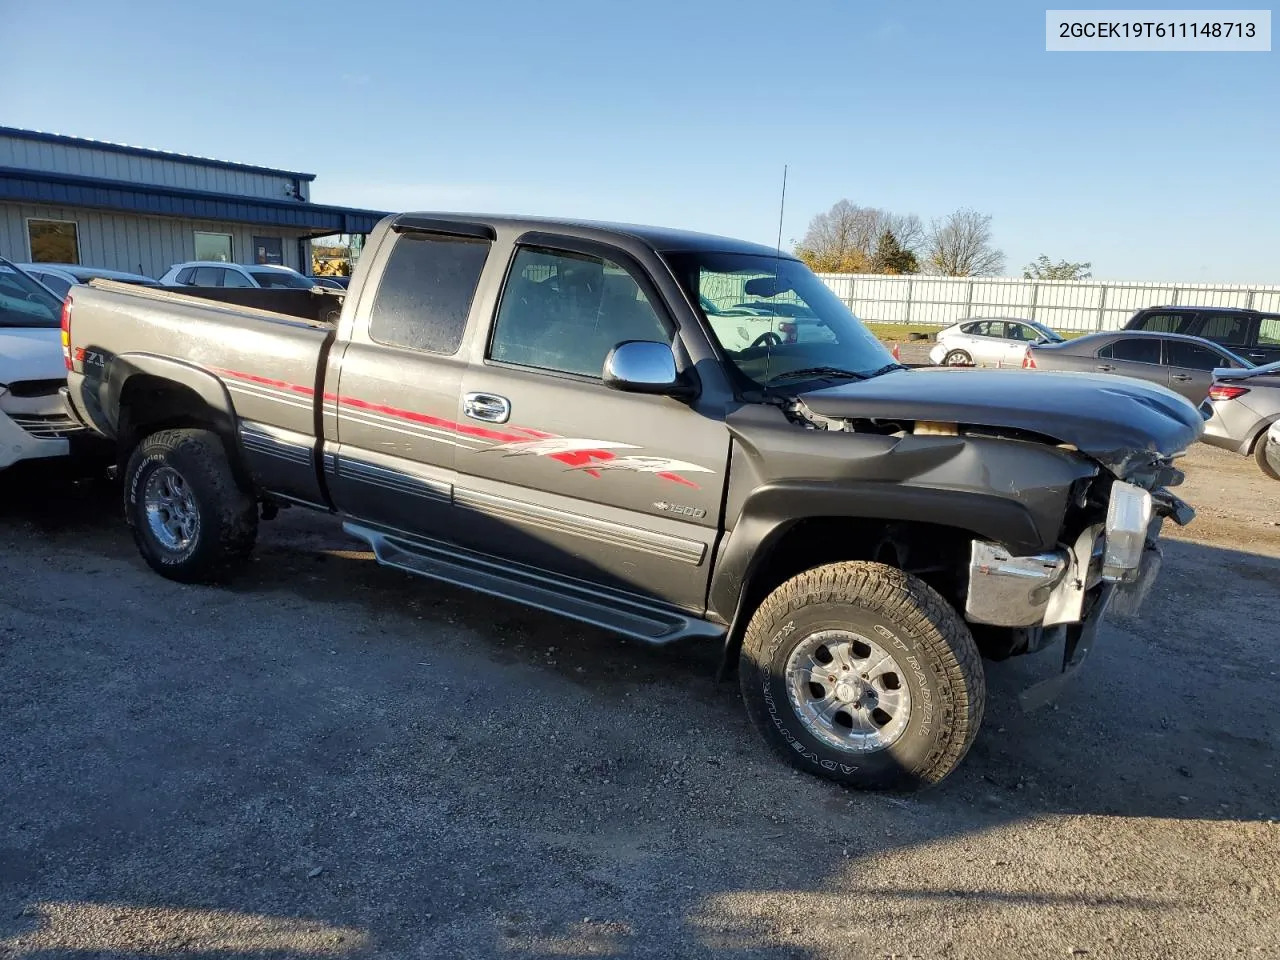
1023, 255, 1092, 281
796, 201, 925, 274
924, 208, 1005, 277
870, 230, 919, 274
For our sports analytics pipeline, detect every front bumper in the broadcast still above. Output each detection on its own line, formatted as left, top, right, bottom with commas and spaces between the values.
966, 480, 1190, 709
0, 391, 82, 470
1266, 422, 1280, 477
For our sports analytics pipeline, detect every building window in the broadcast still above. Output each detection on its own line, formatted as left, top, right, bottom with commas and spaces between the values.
194, 232, 233, 263
27, 219, 80, 264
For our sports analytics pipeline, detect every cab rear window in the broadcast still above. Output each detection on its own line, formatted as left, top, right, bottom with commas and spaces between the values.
1133, 312, 1191, 334
368, 233, 490, 355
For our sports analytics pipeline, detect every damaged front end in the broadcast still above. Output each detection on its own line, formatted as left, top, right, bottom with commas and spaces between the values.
966, 469, 1194, 711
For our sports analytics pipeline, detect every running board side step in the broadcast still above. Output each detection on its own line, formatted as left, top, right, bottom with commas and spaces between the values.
343, 521, 725, 646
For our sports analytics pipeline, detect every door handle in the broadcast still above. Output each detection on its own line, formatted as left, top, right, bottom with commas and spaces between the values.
463, 392, 511, 424
1096, 364, 1115, 372
1171, 374, 1194, 382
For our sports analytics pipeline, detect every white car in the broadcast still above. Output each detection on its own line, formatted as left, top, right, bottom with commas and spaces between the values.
929, 317, 1065, 367
158, 261, 318, 290
0, 260, 83, 470
1264, 419, 1280, 481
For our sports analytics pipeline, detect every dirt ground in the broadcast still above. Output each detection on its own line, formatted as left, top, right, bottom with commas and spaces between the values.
1, 444, 1277, 959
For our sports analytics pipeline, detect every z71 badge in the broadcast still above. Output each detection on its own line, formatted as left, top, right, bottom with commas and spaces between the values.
653, 500, 706, 519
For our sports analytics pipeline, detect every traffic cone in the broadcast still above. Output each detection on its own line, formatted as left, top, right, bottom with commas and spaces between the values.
891, 342, 901, 361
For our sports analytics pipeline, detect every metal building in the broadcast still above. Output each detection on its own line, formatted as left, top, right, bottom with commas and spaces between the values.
0, 126, 387, 278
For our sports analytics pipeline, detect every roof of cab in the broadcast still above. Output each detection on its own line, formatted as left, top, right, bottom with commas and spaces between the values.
391, 212, 793, 259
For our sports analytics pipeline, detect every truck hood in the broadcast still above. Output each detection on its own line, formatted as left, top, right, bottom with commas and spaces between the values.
0, 328, 64, 386
799, 368, 1205, 477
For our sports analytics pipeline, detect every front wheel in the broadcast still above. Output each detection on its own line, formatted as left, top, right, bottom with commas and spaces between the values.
124, 428, 258, 583
739, 562, 985, 790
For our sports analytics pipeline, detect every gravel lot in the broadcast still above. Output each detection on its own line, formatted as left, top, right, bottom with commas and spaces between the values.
1, 443, 1277, 959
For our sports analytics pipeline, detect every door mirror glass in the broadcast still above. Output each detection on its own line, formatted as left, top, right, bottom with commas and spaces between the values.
603, 341, 692, 396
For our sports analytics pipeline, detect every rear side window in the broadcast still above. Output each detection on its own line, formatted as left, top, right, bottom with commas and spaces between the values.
1198, 313, 1250, 346
1259, 316, 1280, 346
33, 272, 73, 298
175, 267, 195, 285
368, 234, 490, 355
1133, 312, 1191, 334
1166, 341, 1224, 371
1101, 338, 1161, 364
193, 267, 224, 286
221, 269, 254, 288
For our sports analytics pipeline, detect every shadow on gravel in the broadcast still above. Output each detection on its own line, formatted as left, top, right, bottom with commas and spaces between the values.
1, 475, 1277, 957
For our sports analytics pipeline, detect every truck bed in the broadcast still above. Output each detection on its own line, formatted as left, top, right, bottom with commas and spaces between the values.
65, 279, 334, 505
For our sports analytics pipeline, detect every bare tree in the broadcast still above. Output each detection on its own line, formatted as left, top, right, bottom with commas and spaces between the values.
924, 209, 1006, 277
796, 201, 925, 273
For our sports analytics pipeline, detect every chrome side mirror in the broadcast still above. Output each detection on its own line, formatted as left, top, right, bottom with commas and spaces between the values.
602, 341, 694, 398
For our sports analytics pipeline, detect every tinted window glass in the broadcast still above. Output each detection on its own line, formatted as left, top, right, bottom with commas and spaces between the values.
175, 268, 196, 285
970, 321, 997, 337
1108, 338, 1161, 364
368, 233, 489, 355
959, 322, 976, 334
192, 267, 224, 286
1258, 316, 1280, 346
32, 272, 73, 298
249, 270, 311, 289
490, 246, 670, 377
1199, 313, 1250, 346
1134, 312, 1191, 334
0, 263, 62, 328
222, 269, 254, 288
1166, 341, 1225, 371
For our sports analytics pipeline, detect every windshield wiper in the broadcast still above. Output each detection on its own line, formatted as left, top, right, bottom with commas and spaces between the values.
865, 362, 908, 377
766, 366, 868, 384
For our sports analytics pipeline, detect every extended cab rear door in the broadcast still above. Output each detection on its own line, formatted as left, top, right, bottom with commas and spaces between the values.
452, 234, 730, 613
324, 221, 493, 541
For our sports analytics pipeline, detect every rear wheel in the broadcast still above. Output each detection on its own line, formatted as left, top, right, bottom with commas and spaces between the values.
943, 349, 972, 367
1256, 430, 1280, 481
124, 428, 257, 583
739, 561, 985, 790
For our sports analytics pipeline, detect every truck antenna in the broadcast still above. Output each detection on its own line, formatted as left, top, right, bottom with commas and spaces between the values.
775, 164, 788, 255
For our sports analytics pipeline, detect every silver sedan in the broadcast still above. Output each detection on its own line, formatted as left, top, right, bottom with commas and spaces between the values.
1201, 362, 1280, 479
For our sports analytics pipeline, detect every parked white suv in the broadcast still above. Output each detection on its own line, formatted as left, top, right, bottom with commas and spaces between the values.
929, 317, 1065, 367
0, 260, 84, 470
159, 261, 317, 289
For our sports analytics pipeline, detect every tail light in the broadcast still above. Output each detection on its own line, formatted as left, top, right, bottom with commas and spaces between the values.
60, 293, 73, 370
1022, 347, 1037, 369
779, 321, 797, 344
1208, 384, 1249, 402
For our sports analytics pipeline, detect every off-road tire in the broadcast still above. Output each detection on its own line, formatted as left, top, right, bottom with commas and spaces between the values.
124, 428, 257, 584
1255, 429, 1280, 481
943, 349, 972, 367
740, 561, 985, 790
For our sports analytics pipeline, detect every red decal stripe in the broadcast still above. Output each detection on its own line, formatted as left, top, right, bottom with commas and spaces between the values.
656, 471, 700, 489
214, 368, 704, 488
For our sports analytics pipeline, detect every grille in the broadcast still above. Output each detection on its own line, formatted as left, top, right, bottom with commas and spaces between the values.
8, 413, 84, 439
5, 379, 66, 399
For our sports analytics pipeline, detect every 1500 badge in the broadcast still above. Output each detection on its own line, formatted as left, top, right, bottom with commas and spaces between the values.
653, 500, 706, 519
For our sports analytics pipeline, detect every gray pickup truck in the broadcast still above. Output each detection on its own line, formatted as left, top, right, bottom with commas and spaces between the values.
62, 213, 1202, 789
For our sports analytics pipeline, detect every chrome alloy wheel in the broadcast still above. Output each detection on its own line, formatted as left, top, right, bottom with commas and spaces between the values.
143, 466, 200, 553
784, 629, 912, 753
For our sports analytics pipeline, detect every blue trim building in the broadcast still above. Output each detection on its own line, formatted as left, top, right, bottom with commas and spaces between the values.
0, 126, 388, 277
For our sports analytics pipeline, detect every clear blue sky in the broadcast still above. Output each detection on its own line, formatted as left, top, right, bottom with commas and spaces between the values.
4, 0, 1277, 283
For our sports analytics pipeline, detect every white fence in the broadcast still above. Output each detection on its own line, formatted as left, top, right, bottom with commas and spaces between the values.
816, 273, 1280, 332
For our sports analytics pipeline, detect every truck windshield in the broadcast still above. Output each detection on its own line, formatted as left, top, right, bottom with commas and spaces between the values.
663, 252, 897, 387
0, 261, 62, 329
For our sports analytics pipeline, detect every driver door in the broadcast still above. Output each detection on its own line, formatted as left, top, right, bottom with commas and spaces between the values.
453, 239, 729, 612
